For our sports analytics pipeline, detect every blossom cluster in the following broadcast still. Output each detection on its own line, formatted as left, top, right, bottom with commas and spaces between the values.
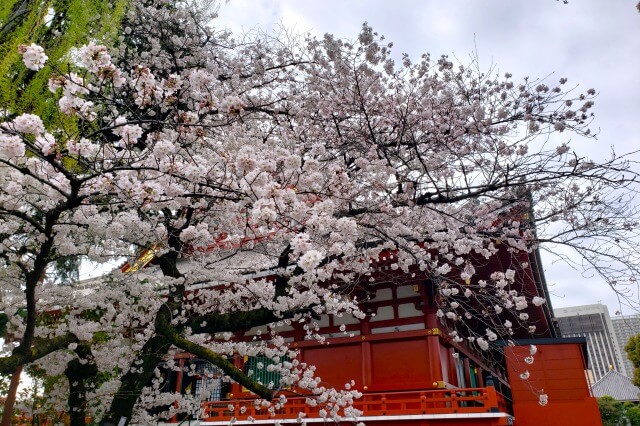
18, 43, 48, 70
1, 0, 635, 422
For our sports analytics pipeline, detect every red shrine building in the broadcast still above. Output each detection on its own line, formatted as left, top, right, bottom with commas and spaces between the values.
157, 244, 602, 426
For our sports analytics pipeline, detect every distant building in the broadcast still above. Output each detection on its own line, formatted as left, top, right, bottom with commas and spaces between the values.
611, 313, 640, 379
555, 304, 625, 382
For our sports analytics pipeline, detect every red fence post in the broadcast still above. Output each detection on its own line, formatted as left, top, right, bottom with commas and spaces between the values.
484, 386, 499, 412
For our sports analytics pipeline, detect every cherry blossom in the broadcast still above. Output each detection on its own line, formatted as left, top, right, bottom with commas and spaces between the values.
538, 393, 549, 406
17, 43, 48, 71
0, 0, 637, 423
0, 133, 24, 159
10, 114, 45, 135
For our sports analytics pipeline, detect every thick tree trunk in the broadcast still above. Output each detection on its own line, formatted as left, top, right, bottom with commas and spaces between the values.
65, 346, 98, 426
98, 335, 172, 426
1, 365, 23, 426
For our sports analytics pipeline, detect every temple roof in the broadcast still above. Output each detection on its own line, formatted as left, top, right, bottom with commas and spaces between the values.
592, 370, 640, 401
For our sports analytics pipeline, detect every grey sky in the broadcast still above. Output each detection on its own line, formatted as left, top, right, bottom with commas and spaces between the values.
216, 1, 640, 314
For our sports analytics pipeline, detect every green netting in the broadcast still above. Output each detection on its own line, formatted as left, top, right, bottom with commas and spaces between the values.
244, 356, 287, 390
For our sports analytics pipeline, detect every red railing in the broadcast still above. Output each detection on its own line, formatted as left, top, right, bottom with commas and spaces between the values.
200, 387, 509, 421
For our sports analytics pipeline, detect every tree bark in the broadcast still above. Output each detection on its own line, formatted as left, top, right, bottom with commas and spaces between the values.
98, 335, 172, 426
1, 365, 23, 426
64, 344, 98, 426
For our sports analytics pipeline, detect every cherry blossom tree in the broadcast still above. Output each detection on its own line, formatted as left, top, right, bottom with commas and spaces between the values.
0, 0, 638, 424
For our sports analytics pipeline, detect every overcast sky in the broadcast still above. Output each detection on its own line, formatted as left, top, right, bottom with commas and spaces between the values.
214, 1, 640, 315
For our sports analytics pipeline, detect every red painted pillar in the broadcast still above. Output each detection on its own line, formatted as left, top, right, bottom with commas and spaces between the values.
425, 307, 444, 386
171, 358, 185, 422
361, 318, 372, 390
174, 358, 185, 393
361, 341, 372, 389
230, 355, 244, 397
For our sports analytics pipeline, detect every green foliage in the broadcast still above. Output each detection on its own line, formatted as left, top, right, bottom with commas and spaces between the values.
79, 307, 106, 322
15, 367, 68, 425
0, 372, 9, 397
598, 396, 640, 426
598, 396, 625, 426
0, 0, 130, 124
51, 255, 80, 283
91, 330, 110, 344
624, 402, 640, 426
626, 335, 640, 386
0, 0, 21, 19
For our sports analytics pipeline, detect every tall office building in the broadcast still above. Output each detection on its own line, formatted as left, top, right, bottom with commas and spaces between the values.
611, 314, 640, 379
555, 304, 626, 382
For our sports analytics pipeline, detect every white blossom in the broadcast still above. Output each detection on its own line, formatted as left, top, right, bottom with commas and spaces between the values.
0, 1, 631, 421
12, 114, 45, 135
298, 250, 324, 272
538, 393, 548, 406
18, 43, 48, 70
532, 296, 546, 307
0, 134, 25, 159
476, 338, 490, 351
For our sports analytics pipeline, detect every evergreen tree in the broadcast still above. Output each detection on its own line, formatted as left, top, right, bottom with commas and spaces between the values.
0, 0, 129, 123
626, 335, 640, 386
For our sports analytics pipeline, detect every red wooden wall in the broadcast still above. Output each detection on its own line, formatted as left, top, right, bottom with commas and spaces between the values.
299, 329, 443, 392
505, 341, 602, 426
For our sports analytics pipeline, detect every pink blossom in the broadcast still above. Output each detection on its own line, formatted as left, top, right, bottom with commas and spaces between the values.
532, 296, 546, 306
0, 134, 24, 159
18, 43, 48, 70
78, 43, 113, 73
12, 114, 45, 135
298, 250, 323, 272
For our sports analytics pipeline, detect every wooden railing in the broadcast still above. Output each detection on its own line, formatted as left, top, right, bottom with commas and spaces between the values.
200, 387, 510, 421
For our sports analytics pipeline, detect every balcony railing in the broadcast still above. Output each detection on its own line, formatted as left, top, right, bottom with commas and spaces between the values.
200, 387, 509, 421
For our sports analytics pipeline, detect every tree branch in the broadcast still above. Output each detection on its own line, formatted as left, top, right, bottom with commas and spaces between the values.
0, 333, 78, 375
157, 305, 274, 401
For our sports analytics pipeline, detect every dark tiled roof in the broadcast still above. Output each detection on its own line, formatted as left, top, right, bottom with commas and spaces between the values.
592, 370, 640, 401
